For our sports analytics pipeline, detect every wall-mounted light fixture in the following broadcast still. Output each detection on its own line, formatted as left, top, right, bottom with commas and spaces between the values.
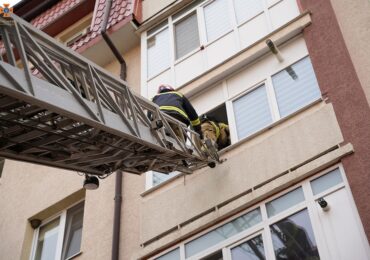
266, 39, 284, 62
318, 197, 330, 212
83, 175, 99, 190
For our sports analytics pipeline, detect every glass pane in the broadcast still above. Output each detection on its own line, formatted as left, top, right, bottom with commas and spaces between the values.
155, 248, 180, 260
270, 209, 320, 260
186, 208, 262, 257
35, 218, 60, 260
153, 171, 180, 186
233, 85, 273, 140
173, 0, 202, 21
234, 0, 264, 24
202, 250, 223, 260
63, 202, 84, 259
311, 168, 343, 195
147, 28, 170, 78
147, 20, 168, 37
272, 57, 321, 117
204, 0, 232, 42
266, 188, 304, 217
175, 12, 200, 59
231, 234, 265, 260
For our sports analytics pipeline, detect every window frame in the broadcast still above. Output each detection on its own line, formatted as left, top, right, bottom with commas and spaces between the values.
227, 55, 321, 144
144, 55, 322, 190
146, 23, 172, 80
142, 0, 304, 93
29, 200, 84, 260
172, 10, 201, 61
151, 164, 355, 260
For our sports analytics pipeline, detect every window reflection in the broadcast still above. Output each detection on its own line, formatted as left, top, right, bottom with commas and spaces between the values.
202, 250, 223, 260
231, 234, 265, 260
270, 209, 320, 260
185, 208, 262, 257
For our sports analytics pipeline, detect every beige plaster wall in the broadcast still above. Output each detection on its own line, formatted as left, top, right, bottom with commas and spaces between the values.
0, 43, 143, 260
0, 157, 145, 260
0, 161, 82, 260
105, 45, 141, 94
140, 103, 343, 245
330, 0, 370, 106
142, 0, 176, 22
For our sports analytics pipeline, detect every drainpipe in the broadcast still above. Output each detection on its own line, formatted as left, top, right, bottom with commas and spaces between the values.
112, 170, 123, 260
100, 1, 125, 260
100, 0, 127, 81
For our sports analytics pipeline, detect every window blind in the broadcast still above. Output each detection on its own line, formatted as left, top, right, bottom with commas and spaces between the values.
233, 85, 273, 140
234, 0, 264, 24
175, 13, 200, 59
204, 0, 232, 42
272, 57, 321, 117
147, 28, 170, 78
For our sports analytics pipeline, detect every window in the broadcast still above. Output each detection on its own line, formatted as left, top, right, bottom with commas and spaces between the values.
204, 0, 232, 42
147, 25, 170, 78
266, 187, 305, 217
272, 57, 321, 117
270, 209, 320, 260
143, 0, 301, 86
310, 168, 343, 195
155, 248, 180, 260
154, 167, 353, 259
233, 85, 273, 140
230, 234, 265, 260
174, 12, 200, 59
31, 201, 84, 260
232, 56, 321, 142
233, 0, 264, 24
152, 171, 180, 187
185, 208, 262, 257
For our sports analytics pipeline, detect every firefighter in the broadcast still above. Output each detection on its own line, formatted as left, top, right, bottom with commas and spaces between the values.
152, 84, 202, 141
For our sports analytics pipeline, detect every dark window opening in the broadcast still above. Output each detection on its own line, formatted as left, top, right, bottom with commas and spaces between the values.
201, 103, 230, 150
0, 158, 4, 178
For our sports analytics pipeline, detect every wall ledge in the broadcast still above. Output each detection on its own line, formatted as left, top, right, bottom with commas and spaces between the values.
138, 143, 353, 259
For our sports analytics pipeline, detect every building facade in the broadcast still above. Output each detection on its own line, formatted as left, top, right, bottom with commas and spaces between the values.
0, 0, 369, 259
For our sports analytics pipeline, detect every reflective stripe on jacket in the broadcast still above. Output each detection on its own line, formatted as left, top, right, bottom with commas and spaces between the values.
152, 91, 200, 127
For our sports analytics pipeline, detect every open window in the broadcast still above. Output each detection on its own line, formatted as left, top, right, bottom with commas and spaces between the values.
201, 103, 231, 150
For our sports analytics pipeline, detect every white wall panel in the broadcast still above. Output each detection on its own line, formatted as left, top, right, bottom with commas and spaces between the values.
191, 83, 225, 115
204, 0, 232, 42
238, 13, 269, 49
227, 37, 309, 98
205, 32, 236, 68
175, 51, 204, 87
269, 0, 300, 30
147, 69, 172, 99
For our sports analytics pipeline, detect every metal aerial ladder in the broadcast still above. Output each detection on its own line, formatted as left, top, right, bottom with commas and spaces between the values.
0, 14, 219, 177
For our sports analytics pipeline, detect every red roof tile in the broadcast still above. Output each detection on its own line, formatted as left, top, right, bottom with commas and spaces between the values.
70, 0, 135, 51
31, 0, 83, 29
29, 0, 137, 52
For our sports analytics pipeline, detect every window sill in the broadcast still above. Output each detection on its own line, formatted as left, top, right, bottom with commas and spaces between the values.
147, 66, 171, 82
66, 251, 82, 260
220, 98, 323, 155
141, 99, 322, 197
141, 172, 186, 197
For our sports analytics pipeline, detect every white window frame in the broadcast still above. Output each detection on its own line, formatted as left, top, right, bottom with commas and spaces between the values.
172, 10, 201, 62
145, 54, 321, 190
142, 0, 302, 93
29, 200, 84, 260
146, 23, 172, 81
226, 55, 321, 144
150, 164, 365, 260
